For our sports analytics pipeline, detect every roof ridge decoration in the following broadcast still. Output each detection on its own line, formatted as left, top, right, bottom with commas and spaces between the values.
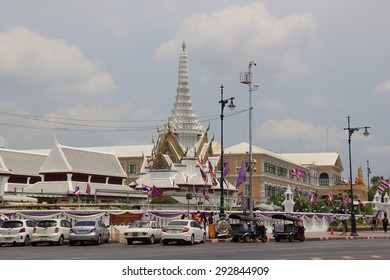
159, 41, 204, 150
151, 152, 172, 170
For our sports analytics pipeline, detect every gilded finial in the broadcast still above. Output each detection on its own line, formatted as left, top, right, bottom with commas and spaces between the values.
182, 40, 186, 51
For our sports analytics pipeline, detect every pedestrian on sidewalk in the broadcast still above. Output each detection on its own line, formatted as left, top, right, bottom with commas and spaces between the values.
371, 217, 377, 232
340, 216, 347, 235
382, 216, 388, 233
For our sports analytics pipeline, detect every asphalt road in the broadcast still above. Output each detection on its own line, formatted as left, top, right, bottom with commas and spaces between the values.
1, 238, 389, 260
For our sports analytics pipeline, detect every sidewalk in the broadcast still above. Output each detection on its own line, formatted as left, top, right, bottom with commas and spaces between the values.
206, 230, 390, 243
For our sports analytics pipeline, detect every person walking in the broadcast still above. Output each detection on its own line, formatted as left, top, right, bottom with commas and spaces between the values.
372, 217, 377, 232
382, 216, 388, 233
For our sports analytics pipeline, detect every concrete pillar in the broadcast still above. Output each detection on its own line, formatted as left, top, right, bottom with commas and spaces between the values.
282, 186, 295, 213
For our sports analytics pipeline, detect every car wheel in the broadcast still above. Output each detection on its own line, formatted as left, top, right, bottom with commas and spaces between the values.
288, 235, 294, 242
275, 237, 280, 242
163, 240, 169, 245
149, 235, 155, 244
232, 235, 239, 242
69, 240, 76, 246
24, 235, 30, 246
31, 242, 37, 246
57, 235, 64, 246
243, 235, 252, 243
299, 236, 305, 242
126, 239, 133, 245
105, 234, 110, 243
96, 235, 102, 245
188, 235, 195, 245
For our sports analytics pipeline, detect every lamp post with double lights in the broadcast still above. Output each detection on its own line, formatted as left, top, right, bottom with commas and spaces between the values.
344, 116, 370, 236
219, 85, 236, 217
240, 61, 259, 218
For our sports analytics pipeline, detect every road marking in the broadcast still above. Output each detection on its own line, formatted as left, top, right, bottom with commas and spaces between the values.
370, 255, 382, 258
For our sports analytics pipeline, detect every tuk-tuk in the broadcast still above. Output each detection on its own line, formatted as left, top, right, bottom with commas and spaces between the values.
229, 214, 268, 243
272, 214, 305, 242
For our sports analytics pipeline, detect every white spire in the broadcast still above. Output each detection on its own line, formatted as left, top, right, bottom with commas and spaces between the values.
160, 41, 204, 150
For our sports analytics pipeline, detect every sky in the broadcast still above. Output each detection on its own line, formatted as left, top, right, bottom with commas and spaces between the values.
0, 0, 389, 180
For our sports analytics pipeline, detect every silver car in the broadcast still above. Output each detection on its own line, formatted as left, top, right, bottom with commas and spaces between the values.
162, 219, 206, 245
0, 219, 37, 246
69, 220, 110, 245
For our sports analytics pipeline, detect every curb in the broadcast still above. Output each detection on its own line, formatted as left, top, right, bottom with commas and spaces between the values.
205, 235, 390, 243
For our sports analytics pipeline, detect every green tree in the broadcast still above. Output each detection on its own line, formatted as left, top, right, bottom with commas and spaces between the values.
150, 195, 178, 204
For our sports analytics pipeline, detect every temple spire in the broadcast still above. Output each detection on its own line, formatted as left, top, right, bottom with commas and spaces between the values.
159, 41, 204, 150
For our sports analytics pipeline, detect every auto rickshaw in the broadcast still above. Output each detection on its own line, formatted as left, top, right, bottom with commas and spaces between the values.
271, 214, 305, 242
229, 214, 268, 243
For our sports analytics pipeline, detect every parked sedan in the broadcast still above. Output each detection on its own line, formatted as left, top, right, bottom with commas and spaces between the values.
31, 219, 72, 246
69, 220, 110, 245
162, 219, 206, 245
124, 220, 162, 245
0, 219, 37, 246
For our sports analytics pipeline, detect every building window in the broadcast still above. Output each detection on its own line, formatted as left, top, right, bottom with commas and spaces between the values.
128, 163, 137, 174
319, 173, 329, 186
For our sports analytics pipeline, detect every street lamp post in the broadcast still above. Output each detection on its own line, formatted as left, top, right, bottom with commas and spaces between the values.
240, 61, 259, 218
219, 85, 235, 217
344, 116, 370, 236
367, 160, 371, 189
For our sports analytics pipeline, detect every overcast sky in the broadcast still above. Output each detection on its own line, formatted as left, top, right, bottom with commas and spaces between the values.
0, 0, 389, 180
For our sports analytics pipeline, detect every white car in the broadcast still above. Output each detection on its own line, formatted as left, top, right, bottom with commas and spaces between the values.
0, 219, 37, 246
162, 219, 206, 245
31, 219, 72, 246
124, 220, 162, 245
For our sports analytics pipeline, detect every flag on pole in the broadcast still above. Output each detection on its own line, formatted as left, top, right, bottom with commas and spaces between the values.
198, 157, 208, 183
235, 160, 246, 189
222, 160, 230, 180
203, 187, 209, 201
292, 167, 306, 178
378, 186, 385, 193
142, 184, 151, 194
310, 191, 316, 204
327, 194, 332, 205
86, 183, 91, 195
73, 183, 81, 196
380, 180, 390, 188
151, 185, 163, 197
1, 213, 9, 221
357, 199, 365, 207
207, 160, 217, 184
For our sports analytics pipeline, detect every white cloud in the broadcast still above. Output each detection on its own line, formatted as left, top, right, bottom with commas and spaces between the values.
255, 118, 344, 151
259, 98, 284, 111
375, 80, 390, 94
305, 95, 329, 107
101, 15, 129, 39
155, 2, 318, 83
365, 145, 390, 154
0, 27, 117, 102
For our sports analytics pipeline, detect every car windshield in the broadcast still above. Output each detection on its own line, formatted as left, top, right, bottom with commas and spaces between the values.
74, 221, 95, 227
129, 221, 149, 228
168, 221, 188, 226
1, 221, 23, 228
37, 220, 57, 227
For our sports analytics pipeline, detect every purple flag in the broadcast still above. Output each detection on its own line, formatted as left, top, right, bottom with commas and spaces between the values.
235, 160, 246, 188
222, 160, 230, 180
86, 183, 91, 195
151, 185, 164, 197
